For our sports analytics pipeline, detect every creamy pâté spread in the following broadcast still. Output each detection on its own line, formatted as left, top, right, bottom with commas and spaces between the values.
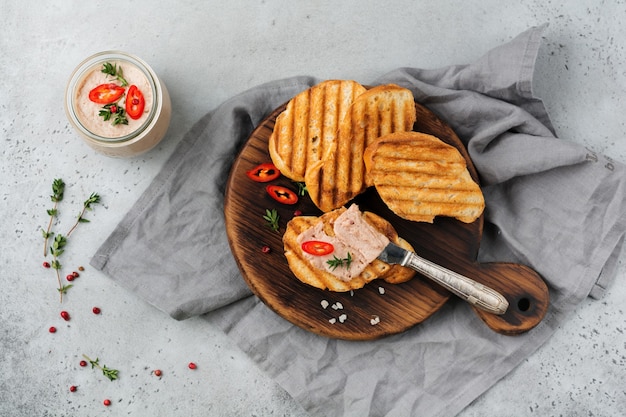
297, 204, 390, 281
74, 60, 153, 138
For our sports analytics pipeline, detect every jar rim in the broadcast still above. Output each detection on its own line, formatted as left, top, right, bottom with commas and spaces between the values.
65, 51, 160, 143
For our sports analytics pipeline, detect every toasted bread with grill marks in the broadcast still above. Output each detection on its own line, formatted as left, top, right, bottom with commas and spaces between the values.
283, 207, 416, 292
364, 131, 485, 223
268, 80, 367, 182
305, 84, 416, 212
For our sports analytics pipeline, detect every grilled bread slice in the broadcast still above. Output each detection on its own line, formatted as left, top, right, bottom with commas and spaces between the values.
305, 84, 416, 212
268, 80, 367, 182
283, 207, 416, 292
364, 131, 484, 223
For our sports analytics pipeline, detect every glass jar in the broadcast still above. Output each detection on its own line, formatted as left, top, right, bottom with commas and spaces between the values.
65, 51, 171, 157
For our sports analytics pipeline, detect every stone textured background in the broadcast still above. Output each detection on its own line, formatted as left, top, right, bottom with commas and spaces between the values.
1, 1, 624, 416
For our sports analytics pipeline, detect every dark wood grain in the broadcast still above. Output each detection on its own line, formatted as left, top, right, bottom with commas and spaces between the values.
224, 101, 549, 340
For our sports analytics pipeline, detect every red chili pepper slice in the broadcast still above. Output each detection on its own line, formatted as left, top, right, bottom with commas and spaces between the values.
266, 185, 298, 205
125, 85, 145, 119
302, 240, 334, 256
246, 163, 281, 182
88, 83, 125, 104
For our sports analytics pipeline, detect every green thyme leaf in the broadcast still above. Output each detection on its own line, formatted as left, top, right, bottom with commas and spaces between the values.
83, 354, 120, 381
99, 108, 112, 121
326, 252, 353, 271
101, 62, 128, 86
263, 208, 280, 232
43, 178, 65, 256
58, 284, 73, 294
99, 103, 128, 126
294, 181, 308, 196
51, 178, 65, 202
67, 193, 101, 237
50, 234, 67, 256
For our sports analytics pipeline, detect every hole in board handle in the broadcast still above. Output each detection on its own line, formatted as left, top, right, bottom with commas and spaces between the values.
517, 297, 531, 312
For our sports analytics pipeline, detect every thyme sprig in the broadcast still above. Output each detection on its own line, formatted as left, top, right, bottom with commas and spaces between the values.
50, 234, 70, 302
293, 181, 308, 196
67, 193, 101, 237
263, 208, 280, 232
42, 178, 65, 256
101, 62, 128, 86
327, 252, 353, 271
40, 181, 101, 302
82, 354, 119, 381
98, 103, 128, 126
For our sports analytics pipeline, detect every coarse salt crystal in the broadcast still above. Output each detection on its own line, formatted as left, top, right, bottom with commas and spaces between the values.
378, 287, 385, 295
338, 314, 347, 323
329, 318, 337, 324
370, 315, 380, 325
321, 300, 329, 309
331, 302, 343, 310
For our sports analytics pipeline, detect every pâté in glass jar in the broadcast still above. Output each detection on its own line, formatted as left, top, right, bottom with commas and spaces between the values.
65, 51, 171, 157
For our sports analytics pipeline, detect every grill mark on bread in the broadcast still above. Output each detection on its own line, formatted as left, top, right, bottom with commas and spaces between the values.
269, 80, 367, 183
309, 85, 321, 166
320, 83, 331, 163
313, 82, 365, 212
291, 89, 305, 177
306, 84, 417, 212
364, 131, 484, 223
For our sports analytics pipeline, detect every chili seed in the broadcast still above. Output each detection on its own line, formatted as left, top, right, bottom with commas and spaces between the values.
261, 245, 271, 254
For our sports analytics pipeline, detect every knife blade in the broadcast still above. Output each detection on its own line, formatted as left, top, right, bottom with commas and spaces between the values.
377, 242, 509, 315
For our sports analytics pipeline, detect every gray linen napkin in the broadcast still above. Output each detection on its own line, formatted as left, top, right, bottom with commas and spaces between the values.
91, 24, 626, 417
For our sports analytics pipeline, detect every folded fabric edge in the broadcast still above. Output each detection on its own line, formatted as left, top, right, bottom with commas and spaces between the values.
586, 233, 625, 300
591, 235, 625, 299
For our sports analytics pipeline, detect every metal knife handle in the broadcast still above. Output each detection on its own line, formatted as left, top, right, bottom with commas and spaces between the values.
401, 251, 509, 315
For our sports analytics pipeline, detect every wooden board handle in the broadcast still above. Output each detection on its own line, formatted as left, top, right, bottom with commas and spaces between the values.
467, 262, 549, 335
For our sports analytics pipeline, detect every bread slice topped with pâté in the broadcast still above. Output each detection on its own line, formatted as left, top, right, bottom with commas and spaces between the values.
283, 204, 416, 292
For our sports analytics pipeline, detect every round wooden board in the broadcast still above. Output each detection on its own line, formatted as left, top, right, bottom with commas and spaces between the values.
224, 101, 485, 340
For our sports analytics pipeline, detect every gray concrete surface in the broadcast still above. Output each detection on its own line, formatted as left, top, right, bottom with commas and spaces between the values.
1, 1, 624, 416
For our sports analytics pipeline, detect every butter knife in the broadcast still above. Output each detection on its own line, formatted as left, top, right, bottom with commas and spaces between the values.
377, 242, 509, 315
